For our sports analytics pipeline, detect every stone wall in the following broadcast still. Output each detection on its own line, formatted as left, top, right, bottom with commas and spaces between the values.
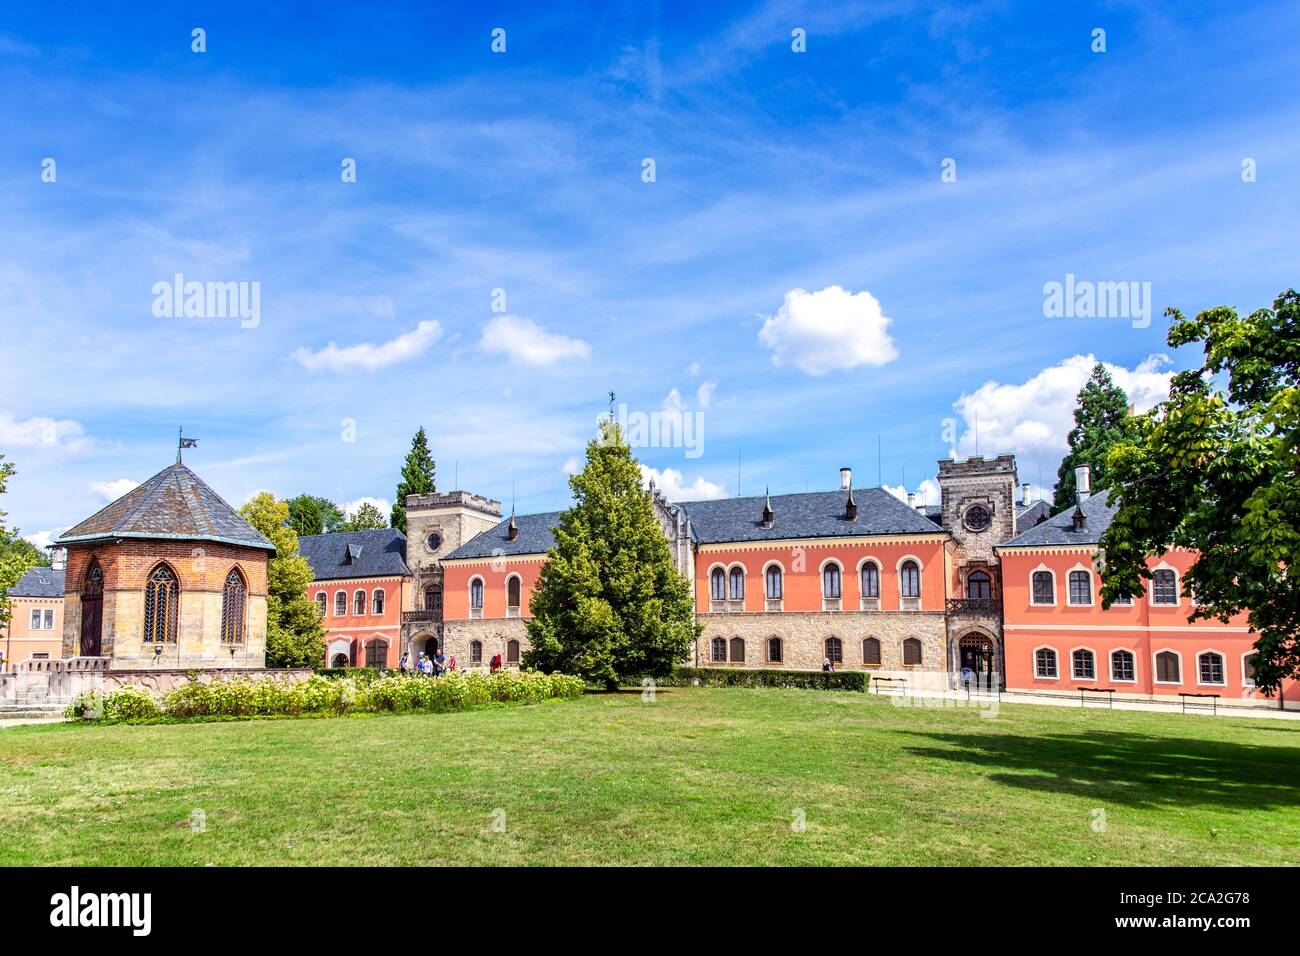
439, 618, 530, 670
0, 657, 312, 703
697, 610, 948, 687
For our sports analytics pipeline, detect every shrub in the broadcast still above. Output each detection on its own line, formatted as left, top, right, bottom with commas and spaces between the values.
666, 667, 868, 692
66, 685, 162, 721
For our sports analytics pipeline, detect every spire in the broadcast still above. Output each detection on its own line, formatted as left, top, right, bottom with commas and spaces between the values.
507, 509, 519, 541
761, 487, 774, 528
844, 485, 858, 522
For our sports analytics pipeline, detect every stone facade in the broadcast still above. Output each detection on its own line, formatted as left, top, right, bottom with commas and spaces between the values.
441, 618, 530, 669
61, 539, 268, 670
698, 610, 948, 685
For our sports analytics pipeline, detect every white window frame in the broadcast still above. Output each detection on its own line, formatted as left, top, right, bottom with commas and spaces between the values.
726, 564, 746, 612
469, 575, 485, 619
30, 608, 42, 630
1149, 562, 1179, 607
334, 591, 347, 616
505, 573, 523, 618
353, 589, 366, 616
857, 557, 882, 610
819, 558, 843, 611
1108, 647, 1138, 684
1240, 651, 1258, 689
761, 560, 784, 612
1066, 564, 1094, 607
1196, 649, 1227, 687
1153, 647, 1183, 685
1029, 564, 1056, 606
896, 555, 923, 610
707, 563, 728, 611
372, 588, 385, 615
1070, 646, 1097, 682
1033, 645, 1059, 680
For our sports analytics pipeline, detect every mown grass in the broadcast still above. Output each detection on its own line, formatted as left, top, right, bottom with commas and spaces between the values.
0, 687, 1296, 865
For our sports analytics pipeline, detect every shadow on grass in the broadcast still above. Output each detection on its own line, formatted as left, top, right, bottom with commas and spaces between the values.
901, 729, 1300, 811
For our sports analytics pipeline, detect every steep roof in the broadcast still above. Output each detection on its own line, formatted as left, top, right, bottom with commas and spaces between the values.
55, 462, 275, 552
299, 528, 412, 580
10, 567, 65, 598
678, 487, 947, 545
1015, 500, 1053, 532
998, 492, 1118, 549
443, 512, 563, 560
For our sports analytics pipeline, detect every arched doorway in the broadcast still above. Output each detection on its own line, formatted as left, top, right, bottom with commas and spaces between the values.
331, 652, 349, 669
958, 632, 996, 687
408, 632, 438, 658
80, 559, 104, 656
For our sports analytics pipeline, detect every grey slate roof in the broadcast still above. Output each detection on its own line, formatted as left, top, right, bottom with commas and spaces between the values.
1015, 500, 1052, 532
998, 492, 1118, 548
299, 529, 412, 580
678, 487, 947, 544
11, 567, 65, 598
55, 462, 275, 552
444, 512, 563, 560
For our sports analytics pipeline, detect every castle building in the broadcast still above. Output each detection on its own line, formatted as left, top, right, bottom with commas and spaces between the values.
2, 566, 65, 671
299, 456, 1296, 709
299, 528, 412, 669
53, 460, 274, 669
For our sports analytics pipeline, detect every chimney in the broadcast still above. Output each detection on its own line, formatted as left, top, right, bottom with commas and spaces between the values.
50, 547, 66, 571
907, 492, 915, 509
1075, 464, 1091, 502
844, 486, 858, 522
839, 467, 852, 490
761, 488, 774, 529
507, 513, 519, 541
1021, 482, 1030, 506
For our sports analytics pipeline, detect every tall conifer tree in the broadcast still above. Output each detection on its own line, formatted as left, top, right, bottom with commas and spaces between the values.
525, 420, 699, 689
1053, 363, 1132, 510
390, 427, 436, 533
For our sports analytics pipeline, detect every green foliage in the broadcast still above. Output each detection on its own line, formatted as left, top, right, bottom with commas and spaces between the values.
1099, 289, 1300, 693
339, 501, 388, 532
286, 494, 344, 537
663, 667, 868, 691
0, 455, 34, 632
390, 427, 436, 533
1053, 363, 1133, 510
240, 492, 327, 668
66, 670, 583, 722
523, 420, 700, 689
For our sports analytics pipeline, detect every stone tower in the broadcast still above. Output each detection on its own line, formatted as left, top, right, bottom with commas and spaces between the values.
936, 455, 1018, 687
400, 491, 501, 656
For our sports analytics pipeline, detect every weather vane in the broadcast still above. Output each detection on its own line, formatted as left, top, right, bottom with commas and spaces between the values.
177, 426, 199, 463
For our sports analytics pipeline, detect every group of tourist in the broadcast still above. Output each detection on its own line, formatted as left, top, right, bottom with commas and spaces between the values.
398, 650, 505, 676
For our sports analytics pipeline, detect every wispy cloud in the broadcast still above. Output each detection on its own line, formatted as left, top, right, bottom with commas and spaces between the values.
480, 315, 591, 366
291, 320, 442, 373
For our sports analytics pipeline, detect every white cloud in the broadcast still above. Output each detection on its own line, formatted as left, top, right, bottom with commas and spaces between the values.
480, 315, 591, 366
696, 380, 718, 408
87, 478, 138, 502
23, 528, 64, 550
883, 478, 942, 509
0, 412, 91, 451
639, 464, 726, 501
344, 495, 390, 519
687, 361, 702, 377
291, 319, 441, 372
758, 285, 899, 375
950, 354, 1174, 494
560, 456, 580, 476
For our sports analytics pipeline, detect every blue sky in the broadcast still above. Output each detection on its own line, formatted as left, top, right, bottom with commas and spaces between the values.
2, 0, 1298, 544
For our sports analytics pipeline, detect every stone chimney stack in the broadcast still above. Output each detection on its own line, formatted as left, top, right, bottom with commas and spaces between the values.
1075, 465, 1091, 502
839, 467, 852, 491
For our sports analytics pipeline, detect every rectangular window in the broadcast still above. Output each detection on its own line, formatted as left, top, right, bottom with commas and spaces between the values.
1031, 573, 1054, 605
1034, 649, 1057, 678
1072, 650, 1096, 680
1152, 570, 1178, 605
30, 609, 41, 630
44, 609, 54, 629
1199, 654, 1224, 685
1111, 651, 1135, 682
1068, 572, 1092, 605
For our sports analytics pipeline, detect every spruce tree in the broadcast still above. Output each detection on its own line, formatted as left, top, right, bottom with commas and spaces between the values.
524, 420, 699, 689
390, 427, 436, 533
1053, 363, 1132, 510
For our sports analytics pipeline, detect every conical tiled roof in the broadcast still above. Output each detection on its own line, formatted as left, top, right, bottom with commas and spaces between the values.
55, 462, 276, 552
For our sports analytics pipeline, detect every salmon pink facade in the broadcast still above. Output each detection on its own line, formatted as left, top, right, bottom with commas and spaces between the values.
442, 556, 543, 621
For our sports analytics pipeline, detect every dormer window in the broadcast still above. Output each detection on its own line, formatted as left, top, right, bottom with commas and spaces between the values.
344, 543, 363, 565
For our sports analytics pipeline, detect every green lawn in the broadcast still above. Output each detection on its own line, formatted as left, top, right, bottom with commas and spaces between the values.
1, 687, 1297, 865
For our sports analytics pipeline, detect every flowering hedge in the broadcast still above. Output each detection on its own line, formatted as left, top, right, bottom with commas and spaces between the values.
66, 670, 584, 723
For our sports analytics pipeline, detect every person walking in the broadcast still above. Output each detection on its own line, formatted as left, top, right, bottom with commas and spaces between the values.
399, 651, 409, 675
433, 648, 448, 677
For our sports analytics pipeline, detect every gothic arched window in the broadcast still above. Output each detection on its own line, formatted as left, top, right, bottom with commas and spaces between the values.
900, 561, 921, 598
221, 567, 246, 644
143, 563, 179, 643
710, 567, 726, 602
967, 571, 992, 600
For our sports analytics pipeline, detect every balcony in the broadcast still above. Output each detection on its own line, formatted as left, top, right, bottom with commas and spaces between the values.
946, 598, 1000, 614
402, 609, 440, 624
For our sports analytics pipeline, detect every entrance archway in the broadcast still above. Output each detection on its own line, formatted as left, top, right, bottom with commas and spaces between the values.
408, 632, 439, 658
957, 632, 997, 687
